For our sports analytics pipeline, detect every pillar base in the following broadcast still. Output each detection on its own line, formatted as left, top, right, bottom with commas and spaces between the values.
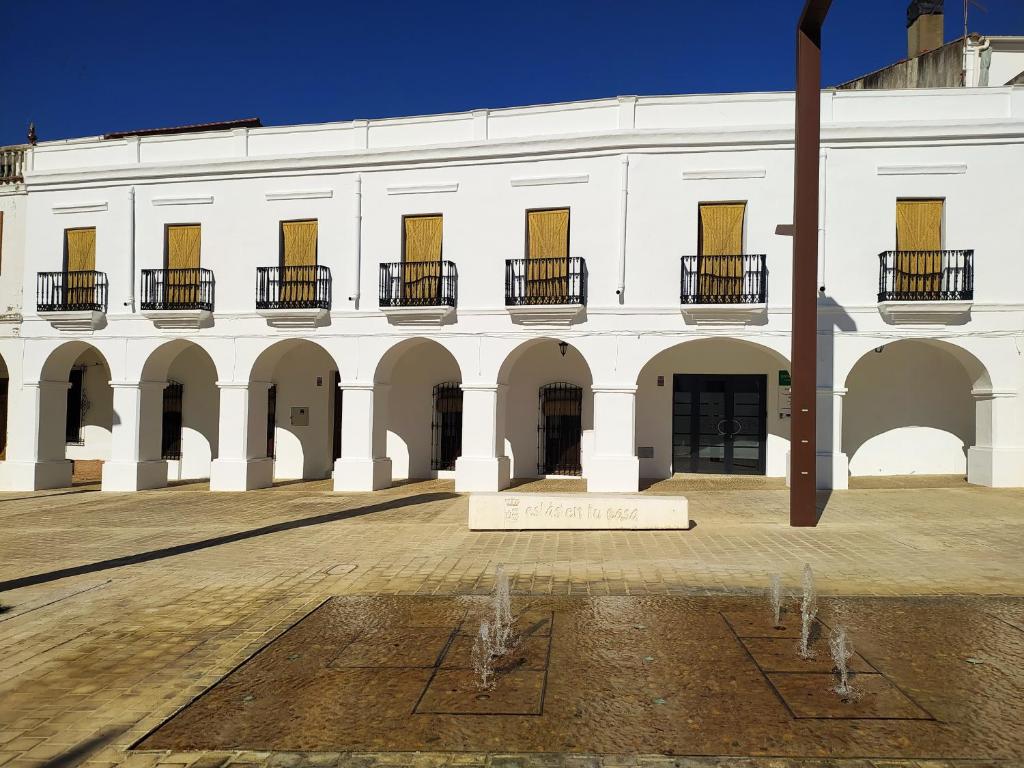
968, 446, 1024, 487
333, 457, 392, 492
585, 455, 640, 493
0, 459, 73, 491
815, 451, 849, 490
210, 457, 274, 492
455, 456, 511, 492
101, 460, 168, 492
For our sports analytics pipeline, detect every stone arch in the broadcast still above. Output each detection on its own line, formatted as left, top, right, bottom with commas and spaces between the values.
497, 337, 594, 480
249, 338, 341, 481
371, 338, 464, 481
138, 340, 221, 481
842, 339, 991, 479
634, 337, 792, 480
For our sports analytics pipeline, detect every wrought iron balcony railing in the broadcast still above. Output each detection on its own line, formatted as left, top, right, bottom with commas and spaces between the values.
680, 254, 768, 304
140, 268, 215, 311
256, 265, 331, 310
37, 271, 108, 312
505, 257, 586, 306
0, 146, 26, 184
379, 260, 457, 307
878, 250, 974, 302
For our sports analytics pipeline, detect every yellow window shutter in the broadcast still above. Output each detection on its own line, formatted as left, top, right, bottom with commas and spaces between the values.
65, 228, 96, 272
699, 203, 745, 257
167, 225, 201, 269
281, 220, 318, 267
403, 215, 443, 263
896, 200, 942, 251
402, 215, 443, 301
527, 209, 569, 260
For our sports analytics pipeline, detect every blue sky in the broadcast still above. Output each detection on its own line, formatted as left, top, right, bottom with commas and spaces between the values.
2, 0, 1022, 146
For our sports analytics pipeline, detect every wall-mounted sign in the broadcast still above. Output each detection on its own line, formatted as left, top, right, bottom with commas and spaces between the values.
291, 406, 309, 427
778, 370, 792, 386
778, 387, 792, 419
656, 376, 665, 387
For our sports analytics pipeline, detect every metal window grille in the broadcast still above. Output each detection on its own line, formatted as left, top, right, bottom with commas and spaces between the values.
431, 382, 463, 471
680, 254, 767, 304
37, 271, 109, 312
379, 261, 458, 307
256, 265, 331, 309
140, 268, 215, 311
537, 382, 583, 476
505, 257, 586, 306
161, 380, 184, 460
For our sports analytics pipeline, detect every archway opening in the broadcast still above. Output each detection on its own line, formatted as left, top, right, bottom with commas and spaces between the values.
844, 340, 982, 478
375, 339, 462, 481
499, 339, 592, 480
141, 341, 220, 482
635, 338, 791, 480
251, 340, 340, 482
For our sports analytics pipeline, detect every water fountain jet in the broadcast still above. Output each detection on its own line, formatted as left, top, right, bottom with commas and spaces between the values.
798, 563, 818, 659
768, 574, 783, 628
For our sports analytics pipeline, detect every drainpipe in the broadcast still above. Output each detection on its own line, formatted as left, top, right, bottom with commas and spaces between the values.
125, 186, 136, 312
349, 174, 362, 307
817, 148, 828, 293
615, 155, 629, 301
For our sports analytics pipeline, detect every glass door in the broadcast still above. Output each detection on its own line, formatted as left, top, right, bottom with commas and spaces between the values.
672, 374, 766, 475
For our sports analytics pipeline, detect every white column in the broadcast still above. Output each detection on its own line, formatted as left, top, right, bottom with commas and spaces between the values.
455, 384, 510, 492
815, 386, 849, 490
209, 381, 274, 491
968, 388, 1024, 487
334, 382, 392, 491
586, 385, 640, 493
102, 380, 169, 492
0, 380, 74, 490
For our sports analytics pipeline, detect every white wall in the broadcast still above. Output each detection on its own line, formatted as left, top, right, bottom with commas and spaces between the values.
844, 342, 974, 476
271, 344, 336, 481
384, 343, 461, 480
0, 189, 26, 319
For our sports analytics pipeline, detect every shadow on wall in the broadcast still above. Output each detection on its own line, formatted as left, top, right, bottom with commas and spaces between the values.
843, 340, 974, 476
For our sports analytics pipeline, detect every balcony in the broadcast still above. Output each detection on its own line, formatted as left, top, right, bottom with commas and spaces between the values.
256, 265, 332, 328
379, 260, 457, 326
504, 256, 586, 326
877, 250, 974, 324
36, 271, 108, 331
679, 254, 768, 325
0, 146, 26, 185
140, 268, 215, 329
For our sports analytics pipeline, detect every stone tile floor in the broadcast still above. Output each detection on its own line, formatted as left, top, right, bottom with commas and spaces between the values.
0, 477, 1022, 768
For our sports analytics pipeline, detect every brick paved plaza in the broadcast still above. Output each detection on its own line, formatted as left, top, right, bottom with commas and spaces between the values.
1, 478, 1022, 768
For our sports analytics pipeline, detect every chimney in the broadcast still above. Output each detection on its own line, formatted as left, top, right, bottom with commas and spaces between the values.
907, 0, 944, 59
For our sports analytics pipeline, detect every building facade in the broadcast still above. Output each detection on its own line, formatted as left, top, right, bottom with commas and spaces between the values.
0, 87, 1022, 495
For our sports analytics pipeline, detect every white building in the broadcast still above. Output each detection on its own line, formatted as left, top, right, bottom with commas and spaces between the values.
0, 85, 1021, 497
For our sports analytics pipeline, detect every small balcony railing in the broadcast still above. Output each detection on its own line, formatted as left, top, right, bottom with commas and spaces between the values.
878, 250, 974, 302
37, 271, 108, 312
379, 260, 457, 307
0, 146, 26, 184
681, 254, 767, 304
505, 257, 586, 306
256, 265, 331, 310
140, 268, 215, 311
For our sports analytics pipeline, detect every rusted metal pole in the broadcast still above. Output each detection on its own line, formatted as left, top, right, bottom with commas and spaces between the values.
791, 0, 831, 527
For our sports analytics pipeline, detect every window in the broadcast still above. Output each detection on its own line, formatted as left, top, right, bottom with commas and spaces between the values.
895, 199, 944, 293
525, 208, 570, 298
165, 224, 202, 305
402, 215, 443, 302
0, 377, 8, 458
161, 381, 183, 460
331, 372, 342, 462
65, 367, 85, 445
280, 220, 318, 303
64, 227, 98, 307
698, 203, 746, 299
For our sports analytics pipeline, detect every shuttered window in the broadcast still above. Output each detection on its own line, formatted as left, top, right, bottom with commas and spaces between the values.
281, 220, 318, 267
896, 199, 943, 293
65, 227, 97, 306
526, 208, 569, 296
165, 224, 201, 305
403, 215, 443, 301
698, 203, 745, 297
